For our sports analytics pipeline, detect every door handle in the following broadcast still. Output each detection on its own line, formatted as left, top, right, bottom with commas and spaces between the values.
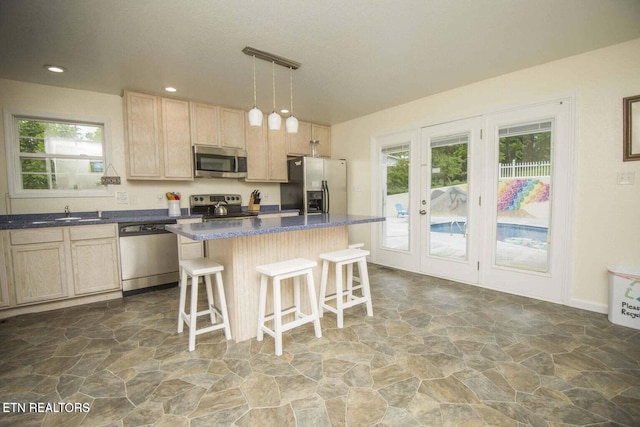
419, 209, 427, 215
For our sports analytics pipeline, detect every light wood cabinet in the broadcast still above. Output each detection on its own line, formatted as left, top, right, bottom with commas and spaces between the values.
177, 218, 203, 261
70, 224, 120, 296
123, 91, 193, 181
312, 124, 332, 158
285, 121, 312, 156
190, 102, 219, 146
245, 117, 288, 182
220, 107, 246, 150
3, 224, 121, 309
161, 98, 193, 179
124, 91, 162, 178
9, 228, 69, 305
0, 239, 8, 309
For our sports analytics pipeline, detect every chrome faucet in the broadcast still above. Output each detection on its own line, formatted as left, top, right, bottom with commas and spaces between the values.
64, 205, 70, 217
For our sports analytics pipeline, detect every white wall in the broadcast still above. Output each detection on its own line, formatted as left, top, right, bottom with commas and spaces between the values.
0, 79, 280, 215
333, 37, 640, 311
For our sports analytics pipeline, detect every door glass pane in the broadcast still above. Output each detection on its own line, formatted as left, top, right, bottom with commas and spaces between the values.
495, 121, 552, 272
429, 133, 469, 259
381, 144, 409, 251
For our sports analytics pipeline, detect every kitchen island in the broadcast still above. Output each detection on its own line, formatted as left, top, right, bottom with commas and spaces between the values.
166, 214, 384, 342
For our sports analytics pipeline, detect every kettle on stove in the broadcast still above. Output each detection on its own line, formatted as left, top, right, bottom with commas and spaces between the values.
214, 201, 228, 216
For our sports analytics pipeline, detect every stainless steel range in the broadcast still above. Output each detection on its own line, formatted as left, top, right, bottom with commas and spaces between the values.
190, 194, 259, 221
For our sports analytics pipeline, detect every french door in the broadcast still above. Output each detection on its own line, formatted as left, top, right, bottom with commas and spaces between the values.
420, 117, 482, 283
417, 100, 573, 303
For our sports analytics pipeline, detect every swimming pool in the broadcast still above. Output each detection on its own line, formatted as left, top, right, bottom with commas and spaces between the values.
430, 221, 549, 248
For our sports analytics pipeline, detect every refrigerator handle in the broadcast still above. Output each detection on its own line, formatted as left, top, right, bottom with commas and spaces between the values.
324, 180, 330, 214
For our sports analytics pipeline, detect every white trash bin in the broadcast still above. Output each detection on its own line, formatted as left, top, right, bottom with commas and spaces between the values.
607, 265, 640, 330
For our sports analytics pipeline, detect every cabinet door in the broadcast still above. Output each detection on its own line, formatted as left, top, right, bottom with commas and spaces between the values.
0, 234, 9, 308
245, 116, 269, 181
12, 242, 68, 305
162, 98, 193, 179
312, 124, 332, 158
71, 238, 120, 295
286, 121, 312, 156
177, 219, 203, 261
125, 91, 162, 178
190, 102, 219, 146
268, 126, 288, 181
220, 108, 246, 150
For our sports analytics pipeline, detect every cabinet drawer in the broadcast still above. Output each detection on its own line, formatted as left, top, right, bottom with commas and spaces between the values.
10, 228, 64, 245
69, 224, 117, 241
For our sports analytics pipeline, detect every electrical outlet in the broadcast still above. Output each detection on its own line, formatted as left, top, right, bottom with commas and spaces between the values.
617, 172, 635, 185
262, 192, 269, 200
116, 191, 129, 204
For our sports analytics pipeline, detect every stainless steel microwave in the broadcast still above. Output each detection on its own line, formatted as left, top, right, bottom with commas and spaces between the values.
193, 145, 248, 178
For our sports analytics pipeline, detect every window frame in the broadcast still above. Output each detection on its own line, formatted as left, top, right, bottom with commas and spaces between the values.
4, 109, 114, 198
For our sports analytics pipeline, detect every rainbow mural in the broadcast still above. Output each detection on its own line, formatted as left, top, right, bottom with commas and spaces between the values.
497, 178, 549, 211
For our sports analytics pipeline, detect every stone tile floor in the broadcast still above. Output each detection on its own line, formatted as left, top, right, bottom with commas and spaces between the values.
0, 264, 639, 426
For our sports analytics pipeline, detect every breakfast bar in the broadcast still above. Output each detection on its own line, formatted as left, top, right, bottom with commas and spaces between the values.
166, 214, 384, 342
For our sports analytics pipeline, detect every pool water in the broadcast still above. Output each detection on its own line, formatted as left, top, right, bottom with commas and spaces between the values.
430, 222, 549, 249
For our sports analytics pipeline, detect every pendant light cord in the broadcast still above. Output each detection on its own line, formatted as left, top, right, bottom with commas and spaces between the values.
252, 55, 257, 107
289, 67, 294, 115
272, 61, 276, 111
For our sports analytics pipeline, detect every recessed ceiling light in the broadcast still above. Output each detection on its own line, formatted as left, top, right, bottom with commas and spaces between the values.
44, 64, 66, 73
164, 86, 177, 93
280, 109, 289, 114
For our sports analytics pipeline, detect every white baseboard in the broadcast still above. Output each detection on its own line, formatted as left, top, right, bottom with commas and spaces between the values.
567, 298, 608, 314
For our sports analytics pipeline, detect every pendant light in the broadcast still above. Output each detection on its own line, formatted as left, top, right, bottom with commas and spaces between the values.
268, 61, 281, 131
285, 67, 299, 134
248, 55, 263, 127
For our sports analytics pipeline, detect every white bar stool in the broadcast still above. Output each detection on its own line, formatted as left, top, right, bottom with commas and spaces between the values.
177, 258, 232, 351
347, 243, 365, 296
256, 258, 322, 356
319, 248, 373, 328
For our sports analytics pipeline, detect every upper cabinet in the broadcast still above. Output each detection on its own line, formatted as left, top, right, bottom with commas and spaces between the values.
190, 103, 246, 150
190, 102, 219, 146
312, 124, 332, 158
124, 91, 193, 181
219, 107, 246, 150
285, 121, 332, 158
245, 117, 287, 182
285, 121, 312, 156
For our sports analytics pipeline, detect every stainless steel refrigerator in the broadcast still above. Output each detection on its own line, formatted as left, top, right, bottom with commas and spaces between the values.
280, 157, 347, 215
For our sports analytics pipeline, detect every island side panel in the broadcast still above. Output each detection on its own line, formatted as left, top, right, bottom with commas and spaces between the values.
207, 225, 348, 342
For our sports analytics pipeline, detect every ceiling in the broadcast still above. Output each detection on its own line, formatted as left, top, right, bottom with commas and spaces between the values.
1, 0, 640, 126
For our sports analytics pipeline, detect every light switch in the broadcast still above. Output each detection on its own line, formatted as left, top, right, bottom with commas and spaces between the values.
616, 172, 635, 185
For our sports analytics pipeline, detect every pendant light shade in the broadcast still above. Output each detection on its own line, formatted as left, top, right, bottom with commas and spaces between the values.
268, 61, 281, 131
248, 55, 263, 127
286, 67, 298, 134
286, 115, 298, 133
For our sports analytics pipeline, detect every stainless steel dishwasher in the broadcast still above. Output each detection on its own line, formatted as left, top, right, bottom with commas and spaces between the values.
118, 220, 179, 295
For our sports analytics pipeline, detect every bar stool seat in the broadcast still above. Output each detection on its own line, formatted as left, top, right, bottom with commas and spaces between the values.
178, 258, 232, 351
319, 248, 373, 328
256, 258, 322, 356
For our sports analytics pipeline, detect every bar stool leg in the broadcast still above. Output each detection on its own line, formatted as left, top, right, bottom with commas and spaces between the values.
177, 267, 188, 333
346, 263, 354, 299
335, 261, 344, 328
204, 274, 216, 324
189, 274, 198, 351
273, 277, 283, 356
306, 269, 322, 338
319, 260, 329, 318
359, 258, 373, 317
293, 275, 301, 318
257, 275, 268, 342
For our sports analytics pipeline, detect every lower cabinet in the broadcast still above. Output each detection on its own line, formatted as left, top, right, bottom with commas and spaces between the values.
1, 224, 121, 311
177, 218, 203, 261
70, 225, 120, 296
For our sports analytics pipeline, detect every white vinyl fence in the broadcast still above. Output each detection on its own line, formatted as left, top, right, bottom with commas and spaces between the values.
499, 160, 551, 178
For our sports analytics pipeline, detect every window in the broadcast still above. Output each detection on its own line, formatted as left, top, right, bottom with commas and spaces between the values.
5, 111, 112, 198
